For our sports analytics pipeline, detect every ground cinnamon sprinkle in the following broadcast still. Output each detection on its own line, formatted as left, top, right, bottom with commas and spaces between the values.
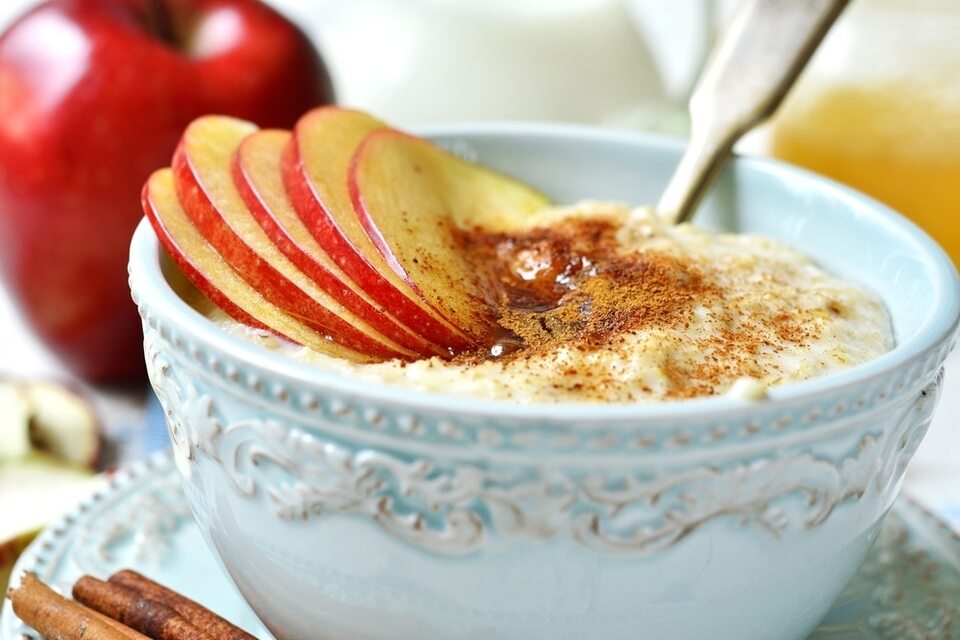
455, 216, 828, 399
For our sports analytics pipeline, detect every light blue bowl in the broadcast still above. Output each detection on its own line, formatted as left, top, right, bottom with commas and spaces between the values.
129, 124, 960, 640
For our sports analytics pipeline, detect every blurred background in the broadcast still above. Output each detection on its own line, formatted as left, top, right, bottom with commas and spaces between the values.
1, 0, 958, 587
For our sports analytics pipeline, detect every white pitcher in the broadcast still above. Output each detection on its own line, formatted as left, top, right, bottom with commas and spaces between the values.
297, 0, 667, 125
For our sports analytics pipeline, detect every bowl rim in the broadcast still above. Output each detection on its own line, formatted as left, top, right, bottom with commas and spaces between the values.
128, 122, 960, 424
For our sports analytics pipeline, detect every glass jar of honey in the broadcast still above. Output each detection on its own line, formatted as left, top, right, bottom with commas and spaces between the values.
767, 0, 960, 264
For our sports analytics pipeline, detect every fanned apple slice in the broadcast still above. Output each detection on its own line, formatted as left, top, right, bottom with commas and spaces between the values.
285, 107, 472, 351
173, 116, 413, 361
350, 129, 550, 343
233, 130, 442, 358
144, 169, 372, 362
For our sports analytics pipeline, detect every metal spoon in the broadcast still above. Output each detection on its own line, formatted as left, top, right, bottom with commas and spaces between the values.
657, 0, 851, 225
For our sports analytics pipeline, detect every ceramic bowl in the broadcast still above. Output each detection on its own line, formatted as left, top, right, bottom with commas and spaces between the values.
128, 124, 960, 640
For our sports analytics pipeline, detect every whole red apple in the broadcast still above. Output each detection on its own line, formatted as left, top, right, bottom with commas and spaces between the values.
0, 0, 334, 382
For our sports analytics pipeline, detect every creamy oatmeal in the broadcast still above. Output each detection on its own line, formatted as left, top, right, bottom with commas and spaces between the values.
193, 203, 893, 403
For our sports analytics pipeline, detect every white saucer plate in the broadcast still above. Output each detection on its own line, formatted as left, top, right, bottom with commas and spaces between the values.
3, 454, 959, 640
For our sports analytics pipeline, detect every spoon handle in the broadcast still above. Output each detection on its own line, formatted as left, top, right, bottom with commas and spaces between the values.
658, 0, 850, 225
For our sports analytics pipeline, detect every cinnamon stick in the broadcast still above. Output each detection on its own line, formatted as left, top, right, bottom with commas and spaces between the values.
109, 570, 256, 640
85, 607, 155, 640
8, 572, 140, 640
73, 575, 216, 640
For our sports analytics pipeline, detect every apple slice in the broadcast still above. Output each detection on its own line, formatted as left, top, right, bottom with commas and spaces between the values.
233, 129, 442, 358
0, 453, 101, 591
284, 107, 473, 351
0, 381, 31, 461
350, 129, 550, 343
173, 116, 415, 361
24, 381, 101, 470
144, 169, 373, 363
0, 530, 34, 593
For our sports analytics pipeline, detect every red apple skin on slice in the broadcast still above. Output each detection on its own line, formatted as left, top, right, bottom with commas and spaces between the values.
143, 169, 373, 362
350, 129, 550, 343
233, 130, 443, 358
284, 107, 472, 352
172, 116, 413, 361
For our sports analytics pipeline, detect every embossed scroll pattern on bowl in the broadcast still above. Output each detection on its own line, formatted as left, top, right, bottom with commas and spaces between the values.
143, 322, 943, 557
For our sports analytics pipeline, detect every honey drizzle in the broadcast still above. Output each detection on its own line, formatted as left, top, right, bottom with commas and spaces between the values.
452, 217, 826, 399
457, 219, 716, 358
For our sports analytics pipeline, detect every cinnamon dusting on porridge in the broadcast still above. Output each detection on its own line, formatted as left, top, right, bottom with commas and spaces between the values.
198, 203, 893, 403
458, 220, 719, 365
